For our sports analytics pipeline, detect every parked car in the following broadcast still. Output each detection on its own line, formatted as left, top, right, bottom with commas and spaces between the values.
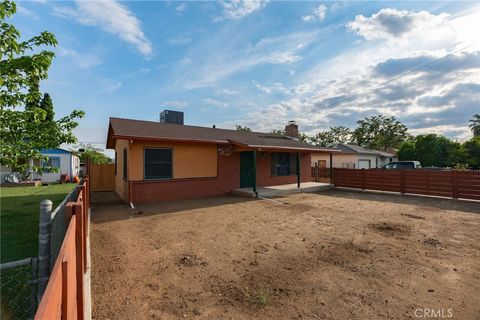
382, 161, 422, 169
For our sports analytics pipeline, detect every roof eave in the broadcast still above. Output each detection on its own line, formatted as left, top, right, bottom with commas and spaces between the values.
109, 134, 230, 146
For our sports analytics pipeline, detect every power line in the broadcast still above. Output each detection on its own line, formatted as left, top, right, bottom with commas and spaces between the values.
333, 43, 474, 104
373, 43, 473, 90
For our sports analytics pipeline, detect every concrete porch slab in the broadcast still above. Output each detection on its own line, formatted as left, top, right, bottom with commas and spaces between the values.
232, 182, 332, 198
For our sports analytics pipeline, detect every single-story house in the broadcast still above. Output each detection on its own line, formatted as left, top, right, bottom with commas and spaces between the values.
32, 148, 80, 183
1, 149, 80, 183
311, 143, 397, 170
106, 115, 336, 203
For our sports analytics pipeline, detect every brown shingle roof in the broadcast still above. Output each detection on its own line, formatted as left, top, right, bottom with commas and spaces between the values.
106, 117, 337, 152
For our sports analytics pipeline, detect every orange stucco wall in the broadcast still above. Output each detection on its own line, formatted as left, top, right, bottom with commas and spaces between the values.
114, 139, 129, 201
128, 141, 217, 180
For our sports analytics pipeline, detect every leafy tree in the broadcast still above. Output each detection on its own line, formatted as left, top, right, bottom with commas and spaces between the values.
0, 0, 84, 176
235, 125, 252, 132
464, 136, 480, 169
73, 144, 112, 164
310, 126, 352, 147
469, 114, 480, 137
40, 93, 54, 121
414, 134, 463, 167
272, 129, 286, 136
352, 115, 410, 150
397, 141, 416, 161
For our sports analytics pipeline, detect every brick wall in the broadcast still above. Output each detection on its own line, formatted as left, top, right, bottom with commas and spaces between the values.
130, 151, 312, 203
130, 152, 240, 203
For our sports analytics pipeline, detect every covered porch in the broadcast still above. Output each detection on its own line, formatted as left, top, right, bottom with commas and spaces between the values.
232, 181, 332, 198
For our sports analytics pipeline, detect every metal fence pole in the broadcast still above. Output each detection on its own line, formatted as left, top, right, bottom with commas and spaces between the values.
38, 199, 53, 302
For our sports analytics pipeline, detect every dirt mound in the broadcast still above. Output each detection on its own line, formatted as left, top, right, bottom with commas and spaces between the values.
177, 254, 208, 267
369, 222, 411, 236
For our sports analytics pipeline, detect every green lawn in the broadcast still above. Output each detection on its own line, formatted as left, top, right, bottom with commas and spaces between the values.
0, 183, 76, 263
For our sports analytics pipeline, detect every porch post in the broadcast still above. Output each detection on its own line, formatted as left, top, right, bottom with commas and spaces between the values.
329, 152, 333, 184
252, 151, 257, 197
296, 152, 300, 188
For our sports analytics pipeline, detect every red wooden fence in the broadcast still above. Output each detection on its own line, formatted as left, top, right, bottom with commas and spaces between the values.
35, 177, 89, 319
333, 169, 480, 200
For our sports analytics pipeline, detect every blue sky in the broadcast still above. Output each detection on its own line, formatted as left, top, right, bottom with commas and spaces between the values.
13, 0, 480, 154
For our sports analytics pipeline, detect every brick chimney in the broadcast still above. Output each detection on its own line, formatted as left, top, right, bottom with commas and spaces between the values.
285, 120, 299, 138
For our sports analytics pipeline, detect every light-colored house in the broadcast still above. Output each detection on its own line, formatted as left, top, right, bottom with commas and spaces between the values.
311, 143, 397, 170
33, 148, 80, 183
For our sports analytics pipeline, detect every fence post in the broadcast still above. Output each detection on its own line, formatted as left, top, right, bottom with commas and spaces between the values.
38, 199, 53, 301
74, 203, 85, 320
400, 169, 406, 195
452, 170, 458, 199
61, 258, 69, 318
361, 169, 366, 190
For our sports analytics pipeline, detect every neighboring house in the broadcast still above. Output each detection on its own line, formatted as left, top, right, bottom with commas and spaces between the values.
0, 165, 12, 184
106, 113, 336, 203
33, 148, 80, 183
311, 143, 397, 169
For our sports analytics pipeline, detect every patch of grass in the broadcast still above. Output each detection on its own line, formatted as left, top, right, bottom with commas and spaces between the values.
239, 287, 271, 307
0, 183, 76, 263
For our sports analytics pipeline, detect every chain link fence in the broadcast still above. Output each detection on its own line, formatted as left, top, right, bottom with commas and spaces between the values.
0, 258, 38, 320
1, 183, 81, 319
50, 184, 80, 268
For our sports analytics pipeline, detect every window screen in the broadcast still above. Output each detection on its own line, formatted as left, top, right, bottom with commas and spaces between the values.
144, 148, 172, 179
271, 152, 297, 176
42, 157, 60, 173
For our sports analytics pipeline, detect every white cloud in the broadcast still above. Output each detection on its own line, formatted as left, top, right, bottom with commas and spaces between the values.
163, 100, 188, 108
58, 47, 103, 69
168, 35, 192, 46
53, 0, 152, 56
16, 4, 37, 18
173, 30, 317, 89
204, 98, 228, 108
347, 8, 449, 41
176, 3, 187, 15
253, 81, 291, 95
216, 89, 239, 95
302, 4, 327, 22
217, 0, 268, 20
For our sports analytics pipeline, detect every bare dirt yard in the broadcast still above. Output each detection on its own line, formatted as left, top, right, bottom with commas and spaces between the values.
90, 190, 480, 320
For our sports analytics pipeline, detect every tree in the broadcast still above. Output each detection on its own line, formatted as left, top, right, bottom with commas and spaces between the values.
0, 0, 84, 176
73, 144, 112, 164
40, 93, 54, 121
272, 129, 286, 136
469, 114, 480, 137
235, 125, 252, 132
414, 134, 463, 167
310, 126, 352, 147
352, 115, 410, 150
464, 136, 480, 169
397, 141, 416, 161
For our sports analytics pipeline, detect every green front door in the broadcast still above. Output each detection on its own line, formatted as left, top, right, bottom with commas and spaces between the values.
240, 151, 255, 188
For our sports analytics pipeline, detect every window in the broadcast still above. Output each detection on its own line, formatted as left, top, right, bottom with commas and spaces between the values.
123, 148, 127, 179
42, 157, 60, 173
144, 148, 172, 179
114, 152, 117, 175
271, 152, 297, 176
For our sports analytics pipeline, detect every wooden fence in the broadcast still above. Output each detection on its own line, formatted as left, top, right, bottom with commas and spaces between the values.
88, 163, 115, 192
333, 168, 480, 200
35, 178, 89, 319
